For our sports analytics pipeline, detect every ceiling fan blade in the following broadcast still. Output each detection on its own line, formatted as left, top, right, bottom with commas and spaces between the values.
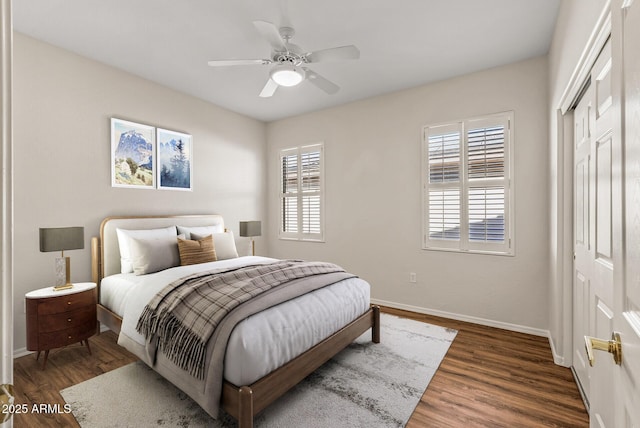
253, 20, 287, 52
259, 78, 279, 98
306, 45, 360, 63
305, 69, 339, 94
207, 59, 271, 67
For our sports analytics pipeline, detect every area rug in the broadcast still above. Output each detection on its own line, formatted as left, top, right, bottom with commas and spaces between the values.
61, 313, 456, 427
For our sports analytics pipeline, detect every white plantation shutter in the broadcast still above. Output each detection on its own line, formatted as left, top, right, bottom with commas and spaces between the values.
425, 124, 462, 249
467, 125, 505, 179
428, 189, 461, 240
301, 150, 321, 235
428, 130, 460, 183
282, 197, 298, 233
281, 150, 299, 234
280, 144, 324, 241
423, 112, 513, 255
302, 195, 321, 234
468, 186, 505, 242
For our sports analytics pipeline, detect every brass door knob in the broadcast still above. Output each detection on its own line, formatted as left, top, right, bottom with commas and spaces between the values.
584, 332, 622, 366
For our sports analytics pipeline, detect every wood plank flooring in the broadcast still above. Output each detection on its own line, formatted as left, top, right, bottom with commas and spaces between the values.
387, 307, 590, 428
11, 307, 588, 427
12, 332, 138, 427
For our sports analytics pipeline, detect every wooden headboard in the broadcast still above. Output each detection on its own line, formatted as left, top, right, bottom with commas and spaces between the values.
91, 214, 225, 283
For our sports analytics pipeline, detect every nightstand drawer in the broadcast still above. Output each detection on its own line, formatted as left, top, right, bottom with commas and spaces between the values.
37, 323, 96, 350
38, 305, 96, 333
37, 289, 95, 315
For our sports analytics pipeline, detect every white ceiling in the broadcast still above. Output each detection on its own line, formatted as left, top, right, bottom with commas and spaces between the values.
12, 0, 560, 122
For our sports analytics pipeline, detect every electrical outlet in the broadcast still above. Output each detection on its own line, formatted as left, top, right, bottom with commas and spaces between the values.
409, 272, 417, 283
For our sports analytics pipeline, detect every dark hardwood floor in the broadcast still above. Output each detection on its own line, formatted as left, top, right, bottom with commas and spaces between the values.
12, 330, 137, 427
386, 308, 590, 428
11, 307, 588, 427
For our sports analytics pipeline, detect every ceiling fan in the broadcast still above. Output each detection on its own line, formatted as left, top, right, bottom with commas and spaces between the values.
207, 20, 360, 98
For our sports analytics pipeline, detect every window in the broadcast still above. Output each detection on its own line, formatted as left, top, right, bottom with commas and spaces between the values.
423, 112, 513, 255
279, 143, 324, 241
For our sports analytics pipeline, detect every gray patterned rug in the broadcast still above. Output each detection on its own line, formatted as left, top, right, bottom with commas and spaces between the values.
61, 313, 456, 427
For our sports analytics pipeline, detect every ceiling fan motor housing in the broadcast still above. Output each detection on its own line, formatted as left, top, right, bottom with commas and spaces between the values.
272, 43, 307, 66
279, 26, 295, 40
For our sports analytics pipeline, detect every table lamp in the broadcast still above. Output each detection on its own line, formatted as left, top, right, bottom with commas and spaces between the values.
239, 221, 261, 256
39, 226, 84, 291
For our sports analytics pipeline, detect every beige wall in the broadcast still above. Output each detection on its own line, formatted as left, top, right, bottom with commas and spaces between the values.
12, 33, 267, 353
267, 56, 550, 332
547, 0, 610, 364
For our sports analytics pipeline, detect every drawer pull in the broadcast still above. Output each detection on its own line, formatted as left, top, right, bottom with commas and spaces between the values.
67, 318, 72, 322
68, 336, 72, 339
67, 301, 71, 305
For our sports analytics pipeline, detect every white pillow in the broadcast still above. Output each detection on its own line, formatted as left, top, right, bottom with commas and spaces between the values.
116, 226, 177, 274
129, 234, 181, 275
192, 230, 238, 260
177, 225, 224, 240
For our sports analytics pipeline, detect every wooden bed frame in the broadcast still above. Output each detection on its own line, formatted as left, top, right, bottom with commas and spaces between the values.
90, 215, 380, 428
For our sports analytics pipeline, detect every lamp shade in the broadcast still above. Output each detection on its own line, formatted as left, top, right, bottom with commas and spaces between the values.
39, 227, 85, 252
239, 221, 262, 237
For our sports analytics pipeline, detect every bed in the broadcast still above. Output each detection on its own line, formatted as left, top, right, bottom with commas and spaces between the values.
90, 214, 380, 428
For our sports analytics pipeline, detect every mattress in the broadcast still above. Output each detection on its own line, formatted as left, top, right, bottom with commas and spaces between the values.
100, 256, 370, 386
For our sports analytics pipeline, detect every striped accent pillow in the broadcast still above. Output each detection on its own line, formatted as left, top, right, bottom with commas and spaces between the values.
177, 235, 217, 266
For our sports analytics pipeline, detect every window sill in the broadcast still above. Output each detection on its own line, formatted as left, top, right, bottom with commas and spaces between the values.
279, 237, 325, 243
422, 246, 514, 257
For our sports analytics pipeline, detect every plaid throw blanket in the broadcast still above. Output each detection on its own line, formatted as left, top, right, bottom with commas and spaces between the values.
136, 260, 346, 379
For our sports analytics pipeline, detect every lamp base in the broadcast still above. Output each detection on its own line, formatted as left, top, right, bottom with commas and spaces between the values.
54, 257, 66, 286
53, 256, 74, 291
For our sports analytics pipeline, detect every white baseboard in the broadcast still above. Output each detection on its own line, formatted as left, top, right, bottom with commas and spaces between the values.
571, 366, 590, 412
371, 298, 549, 337
548, 332, 568, 367
13, 347, 31, 359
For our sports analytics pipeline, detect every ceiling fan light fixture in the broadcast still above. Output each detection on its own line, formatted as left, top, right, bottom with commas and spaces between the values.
270, 64, 305, 87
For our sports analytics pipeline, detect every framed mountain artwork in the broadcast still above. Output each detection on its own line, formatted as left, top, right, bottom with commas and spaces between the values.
111, 118, 156, 189
157, 128, 193, 191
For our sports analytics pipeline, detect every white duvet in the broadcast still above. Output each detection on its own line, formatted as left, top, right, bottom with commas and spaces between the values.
101, 256, 370, 386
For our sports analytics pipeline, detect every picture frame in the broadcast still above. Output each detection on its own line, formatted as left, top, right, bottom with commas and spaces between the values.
111, 118, 156, 189
157, 128, 193, 191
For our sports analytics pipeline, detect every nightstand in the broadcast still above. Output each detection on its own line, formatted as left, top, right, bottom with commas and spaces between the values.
25, 282, 97, 369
